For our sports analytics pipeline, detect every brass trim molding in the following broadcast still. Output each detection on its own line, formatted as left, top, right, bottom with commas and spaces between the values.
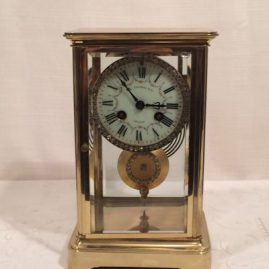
68, 214, 210, 269
64, 30, 218, 45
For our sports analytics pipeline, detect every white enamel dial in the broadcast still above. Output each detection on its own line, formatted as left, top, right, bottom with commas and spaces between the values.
93, 57, 189, 151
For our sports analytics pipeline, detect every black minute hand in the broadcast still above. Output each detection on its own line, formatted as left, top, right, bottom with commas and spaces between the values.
118, 77, 139, 102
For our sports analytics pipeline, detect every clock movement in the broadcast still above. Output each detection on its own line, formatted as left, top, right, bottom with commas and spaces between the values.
64, 29, 217, 269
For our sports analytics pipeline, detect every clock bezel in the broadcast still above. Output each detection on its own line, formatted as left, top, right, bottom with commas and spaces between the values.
92, 56, 190, 152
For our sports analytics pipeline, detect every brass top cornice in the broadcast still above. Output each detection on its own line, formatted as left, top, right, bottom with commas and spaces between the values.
64, 28, 218, 45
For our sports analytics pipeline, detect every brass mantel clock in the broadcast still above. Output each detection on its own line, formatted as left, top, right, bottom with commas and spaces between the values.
64, 29, 217, 269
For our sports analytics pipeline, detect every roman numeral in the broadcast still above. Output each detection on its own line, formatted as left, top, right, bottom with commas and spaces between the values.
105, 113, 117, 125
152, 128, 159, 137
119, 70, 129, 81
107, 85, 117, 90
154, 71, 162, 83
117, 125, 128, 136
160, 115, 174, 127
163, 86, 175, 94
138, 66, 146, 78
102, 100, 113, 106
166, 103, 179, 109
136, 130, 143, 141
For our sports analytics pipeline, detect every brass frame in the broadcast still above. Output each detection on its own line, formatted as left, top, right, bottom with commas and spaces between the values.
65, 30, 217, 269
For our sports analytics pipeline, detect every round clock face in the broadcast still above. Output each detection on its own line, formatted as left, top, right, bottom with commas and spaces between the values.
93, 56, 189, 152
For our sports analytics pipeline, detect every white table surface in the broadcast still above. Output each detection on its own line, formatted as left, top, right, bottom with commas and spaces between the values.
0, 179, 268, 269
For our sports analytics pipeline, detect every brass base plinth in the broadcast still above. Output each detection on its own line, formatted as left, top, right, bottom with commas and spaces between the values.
68, 215, 210, 269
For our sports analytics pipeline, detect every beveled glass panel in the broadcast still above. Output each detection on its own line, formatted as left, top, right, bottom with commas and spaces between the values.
89, 53, 191, 235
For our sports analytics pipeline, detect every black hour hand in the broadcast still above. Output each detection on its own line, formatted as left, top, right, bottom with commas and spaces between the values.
145, 102, 166, 109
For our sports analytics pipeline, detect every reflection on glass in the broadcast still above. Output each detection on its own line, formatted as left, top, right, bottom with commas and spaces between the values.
130, 210, 159, 233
